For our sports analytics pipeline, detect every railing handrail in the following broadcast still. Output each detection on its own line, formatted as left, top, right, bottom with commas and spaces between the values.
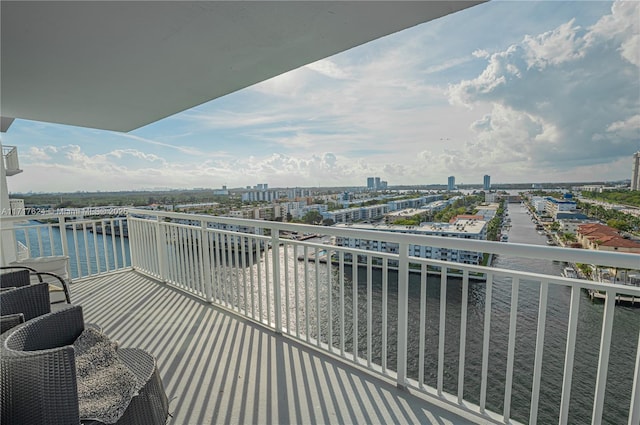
125, 208, 640, 270
4, 207, 638, 271
2, 145, 17, 155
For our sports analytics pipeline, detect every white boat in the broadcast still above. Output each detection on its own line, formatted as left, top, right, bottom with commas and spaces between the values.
562, 267, 578, 279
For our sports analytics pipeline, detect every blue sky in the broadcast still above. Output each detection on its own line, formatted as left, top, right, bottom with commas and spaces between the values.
3, 1, 639, 193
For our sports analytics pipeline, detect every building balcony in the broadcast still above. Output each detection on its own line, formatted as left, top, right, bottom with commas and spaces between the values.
2, 209, 640, 424
2, 145, 22, 177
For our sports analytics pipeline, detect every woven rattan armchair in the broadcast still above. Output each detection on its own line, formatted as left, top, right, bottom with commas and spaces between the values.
1, 265, 71, 304
0, 282, 51, 330
0, 306, 169, 425
0, 269, 31, 289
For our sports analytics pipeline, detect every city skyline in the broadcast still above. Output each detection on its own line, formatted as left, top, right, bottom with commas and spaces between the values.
2, 1, 639, 193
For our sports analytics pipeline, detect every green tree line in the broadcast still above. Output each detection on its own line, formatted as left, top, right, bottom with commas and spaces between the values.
581, 189, 640, 208
577, 200, 640, 232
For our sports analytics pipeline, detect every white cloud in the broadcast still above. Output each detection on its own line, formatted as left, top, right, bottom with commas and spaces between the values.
472, 49, 489, 59
448, 0, 639, 172
305, 59, 351, 80
522, 19, 586, 70
26, 146, 57, 161
607, 114, 640, 139
620, 33, 640, 67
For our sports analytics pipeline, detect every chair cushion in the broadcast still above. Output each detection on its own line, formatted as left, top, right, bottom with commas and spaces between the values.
74, 328, 140, 424
10, 256, 70, 283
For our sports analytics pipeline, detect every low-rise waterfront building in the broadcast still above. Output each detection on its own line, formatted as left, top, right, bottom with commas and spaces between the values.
545, 196, 577, 218
576, 223, 640, 253
386, 194, 442, 211
557, 218, 597, 234
475, 203, 500, 221
334, 216, 487, 265
322, 204, 389, 223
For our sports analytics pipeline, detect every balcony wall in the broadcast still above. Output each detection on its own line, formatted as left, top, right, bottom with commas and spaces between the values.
3, 208, 640, 424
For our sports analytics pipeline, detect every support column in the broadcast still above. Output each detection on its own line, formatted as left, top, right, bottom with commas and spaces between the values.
0, 141, 18, 266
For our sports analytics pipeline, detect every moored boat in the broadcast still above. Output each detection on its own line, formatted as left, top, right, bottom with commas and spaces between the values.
562, 266, 578, 279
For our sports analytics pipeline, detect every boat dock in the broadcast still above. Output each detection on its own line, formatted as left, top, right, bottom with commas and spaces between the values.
588, 289, 640, 306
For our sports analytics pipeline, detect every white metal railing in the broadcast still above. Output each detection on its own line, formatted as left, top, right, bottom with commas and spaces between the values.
125, 208, 640, 425
16, 240, 29, 261
1, 212, 131, 279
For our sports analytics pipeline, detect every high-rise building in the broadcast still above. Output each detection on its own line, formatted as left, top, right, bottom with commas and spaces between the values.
632, 152, 640, 191
447, 176, 455, 191
367, 177, 375, 190
374, 177, 381, 189
483, 175, 491, 191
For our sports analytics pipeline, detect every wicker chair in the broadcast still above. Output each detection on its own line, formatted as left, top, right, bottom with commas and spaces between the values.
1, 265, 71, 304
0, 269, 31, 289
0, 306, 169, 425
0, 282, 51, 331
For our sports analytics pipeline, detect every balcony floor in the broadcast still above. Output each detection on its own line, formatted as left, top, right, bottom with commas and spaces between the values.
72, 269, 478, 425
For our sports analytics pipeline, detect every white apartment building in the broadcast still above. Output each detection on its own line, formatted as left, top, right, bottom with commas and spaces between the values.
386, 195, 442, 211
285, 188, 312, 199
322, 204, 389, 224
8, 198, 24, 216
334, 217, 487, 265
228, 205, 282, 220
475, 203, 500, 221
242, 190, 280, 202
557, 218, 598, 235
279, 201, 307, 219
530, 196, 548, 213
545, 197, 577, 218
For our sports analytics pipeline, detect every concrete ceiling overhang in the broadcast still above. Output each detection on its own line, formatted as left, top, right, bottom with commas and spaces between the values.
1, 1, 483, 132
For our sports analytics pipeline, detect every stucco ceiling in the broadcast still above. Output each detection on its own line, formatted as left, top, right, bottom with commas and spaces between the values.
1, 1, 483, 132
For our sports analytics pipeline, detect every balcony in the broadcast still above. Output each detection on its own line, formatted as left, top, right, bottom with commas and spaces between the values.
2, 208, 640, 424
2, 145, 22, 177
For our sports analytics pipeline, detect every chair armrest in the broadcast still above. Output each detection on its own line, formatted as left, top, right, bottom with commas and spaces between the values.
36, 271, 72, 304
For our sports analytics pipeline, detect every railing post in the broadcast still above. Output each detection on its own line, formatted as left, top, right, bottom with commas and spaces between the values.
592, 291, 616, 425
559, 286, 581, 425
630, 327, 640, 425
396, 241, 409, 389
201, 222, 213, 302
57, 216, 69, 258
271, 228, 282, 333
155, 216, 168, 281
127, 212, 138, 269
